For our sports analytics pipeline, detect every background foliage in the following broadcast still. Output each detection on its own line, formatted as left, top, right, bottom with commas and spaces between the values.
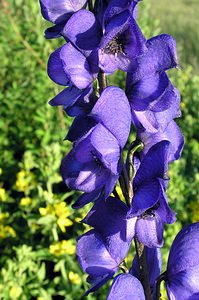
0, 0, 198, 299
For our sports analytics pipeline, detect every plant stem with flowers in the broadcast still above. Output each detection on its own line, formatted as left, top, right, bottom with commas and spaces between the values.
39, 1, 199, 299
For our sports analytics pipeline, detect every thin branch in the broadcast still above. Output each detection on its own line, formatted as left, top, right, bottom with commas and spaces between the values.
88, 0, 94, 12
94, 0, 99, 14
119, 156, 131, 207
98, 70, 107, 94
155, 272, 167, 300
134, 238, 152, 300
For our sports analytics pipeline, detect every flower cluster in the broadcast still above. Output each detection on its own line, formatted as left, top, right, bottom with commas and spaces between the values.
39, 1, 199, 299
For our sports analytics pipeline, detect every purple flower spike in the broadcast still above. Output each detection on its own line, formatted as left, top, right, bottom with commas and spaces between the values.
131, 247, 162, 290
165, 223, 199, 300
39, 0, 87, 39
77, 229, 128, 295
107, 274, 145, 300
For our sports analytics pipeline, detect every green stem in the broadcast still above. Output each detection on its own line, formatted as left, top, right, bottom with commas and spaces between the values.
125, 140, 151, 299
94, 0, 99, 14
127, 140, 144, 182
125, 140, 144, 206
134, 238, 152, 300
119, 157, 131, 207
155, 272, 167, 300
98, 70, 107, 94
88, 0, 94, 12
119, 261, 129, 274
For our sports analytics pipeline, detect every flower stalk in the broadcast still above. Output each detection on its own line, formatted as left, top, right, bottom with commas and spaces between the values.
134, 237, 152, 300
38, 0, 188, 299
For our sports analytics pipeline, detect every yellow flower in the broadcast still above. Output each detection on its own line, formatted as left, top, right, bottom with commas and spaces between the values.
55, 202, 73, 232
37, 297, 45, 300
39, 207, 48, 216
19, 197, 32, 206
57, 217, 73, 233
9, 285, 22, 299
54, 201, 70, 217
39, 202, 73, 232
16, 170, 28, 192
0, 225, 16, 239
68, 271, 81, 285
0, 188, 6, 202
15, 169, 35, 192
49, 240, 75, 256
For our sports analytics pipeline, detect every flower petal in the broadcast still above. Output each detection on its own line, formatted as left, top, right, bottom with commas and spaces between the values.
134, 141, 170, 187
45, 24, 65, 39
107, 274, 145, 300
83, 196, 131, 262
63, 10, 102, 52
49, 86, 82, 107
167, 223, 199, 276
77, 230, 118, 277
72, 190, 102, 209
126, 72, 170, 111
130, 34, 178, 83
60, 43, 95, 89
166, 267, 199, 300
39, 0, 87, 24
132, 88, 181, 133
61, 141, 109, 193
91, 124, 121, 175
157, 181, 176, 224
129, 180, 161, 217
135, 215, 164, 248
47, 47, 70, 86
138, 120, 184, 163
66, 115, 97, 142
91, 86, 131, 148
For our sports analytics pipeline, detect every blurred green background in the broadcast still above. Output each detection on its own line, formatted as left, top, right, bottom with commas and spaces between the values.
0, 0, 198, 299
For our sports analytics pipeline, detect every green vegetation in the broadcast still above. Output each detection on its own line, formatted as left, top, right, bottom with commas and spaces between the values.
0, 1, 198, 299
150, 0, 199, 73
